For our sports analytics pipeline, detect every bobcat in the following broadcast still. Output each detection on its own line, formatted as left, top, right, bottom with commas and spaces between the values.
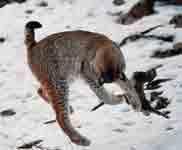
24, 21, 141, 146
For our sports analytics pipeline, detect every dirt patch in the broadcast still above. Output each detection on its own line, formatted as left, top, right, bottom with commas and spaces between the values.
117, 0, 155, 25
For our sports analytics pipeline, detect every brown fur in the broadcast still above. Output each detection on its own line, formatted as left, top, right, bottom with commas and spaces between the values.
24, 21, 132, 146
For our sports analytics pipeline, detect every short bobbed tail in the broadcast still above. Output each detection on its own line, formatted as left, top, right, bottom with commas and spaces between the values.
25, 21, 42, 48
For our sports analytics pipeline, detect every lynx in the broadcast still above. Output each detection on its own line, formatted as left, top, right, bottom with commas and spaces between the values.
24, 21, 141, 146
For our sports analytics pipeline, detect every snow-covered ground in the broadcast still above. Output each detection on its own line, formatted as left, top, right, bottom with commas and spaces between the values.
0, 0, 182, 149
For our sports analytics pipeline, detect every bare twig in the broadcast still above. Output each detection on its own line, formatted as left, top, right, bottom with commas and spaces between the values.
44, 119, 56, 124
145, 78, 172, 90
119, 25, 174, 47
17, 140, 43, 149
141, 25, 164, 34
17, 140, 63, 150
147, 105, 170, 119
91, 102, 104, 111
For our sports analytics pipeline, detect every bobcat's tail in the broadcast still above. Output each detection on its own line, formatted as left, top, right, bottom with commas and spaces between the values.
25, 21, 42, 48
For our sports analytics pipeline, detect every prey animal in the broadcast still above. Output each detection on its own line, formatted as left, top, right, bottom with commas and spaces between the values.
24, 21, 141, 146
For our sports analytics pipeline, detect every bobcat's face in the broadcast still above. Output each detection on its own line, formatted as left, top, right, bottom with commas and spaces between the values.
90, 45, 141, 111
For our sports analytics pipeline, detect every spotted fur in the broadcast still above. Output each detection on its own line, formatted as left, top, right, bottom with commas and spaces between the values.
24, 21, 141, 146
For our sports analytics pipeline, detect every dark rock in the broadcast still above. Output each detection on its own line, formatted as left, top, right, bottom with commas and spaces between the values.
0, 109, 16, 117
25, 9, 34, 14
169, 14, 182, 28
0, 0, 27, 8
113, 0, 125, 6
117, 0, 155, 25
0, 1, 8, 8
0, 37, 5, 43
65, 25, 71, 29
165, 126, 174, 131
112, 128, 126, 133
37, 1, 48, 7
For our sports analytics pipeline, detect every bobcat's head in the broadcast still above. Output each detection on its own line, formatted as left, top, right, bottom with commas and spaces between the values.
92, 42, 142, 111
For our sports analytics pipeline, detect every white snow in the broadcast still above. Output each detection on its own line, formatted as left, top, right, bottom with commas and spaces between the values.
0, 0, 182, 149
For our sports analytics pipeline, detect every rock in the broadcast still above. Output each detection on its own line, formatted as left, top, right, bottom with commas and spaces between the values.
117, 0, 155, 25
112, 128, 126, 133
0, 109, 16, 117
0, 1, 8, 8
173, 42, 182, 49
113, 0, 125, 6
0, 0, 27, 8
37, 1, 48, 7
165, 126, 174, 131
0, 37, 5, 43
25, 9, 34, 14
169, 14, 182, 28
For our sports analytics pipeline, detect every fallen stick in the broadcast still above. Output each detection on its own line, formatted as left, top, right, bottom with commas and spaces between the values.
119, 25, 174, 47
91, 102, 104, 111
44, 119, 56, 124
119, 34, 174, 47
17, 140, 43, 149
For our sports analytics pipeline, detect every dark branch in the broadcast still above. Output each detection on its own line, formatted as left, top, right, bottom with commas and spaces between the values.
17, 140, 43, 149
91, 102, 104, 112
44, 119, 56, 124
145, 78, 172, 90
119, 25, 174, 47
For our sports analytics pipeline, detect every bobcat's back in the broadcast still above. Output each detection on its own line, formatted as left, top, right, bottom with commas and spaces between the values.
28, 30, 124, 82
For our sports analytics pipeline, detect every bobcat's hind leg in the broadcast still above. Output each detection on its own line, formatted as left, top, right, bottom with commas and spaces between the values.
38, 86, 74, 114
46, 79, 90, 146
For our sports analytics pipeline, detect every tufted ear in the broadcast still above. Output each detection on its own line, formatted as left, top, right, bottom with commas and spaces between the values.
25, 21, 42, 30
